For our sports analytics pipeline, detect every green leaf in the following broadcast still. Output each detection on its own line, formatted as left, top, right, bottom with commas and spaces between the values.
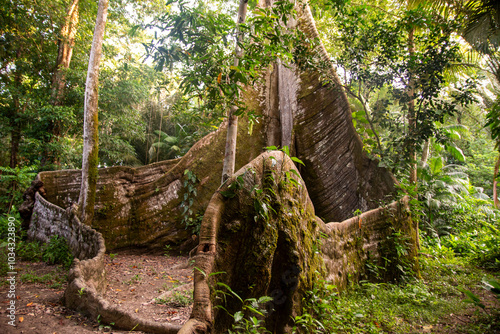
258, 296, 273, 303
429, 156, 444, 175
216, 282, 243, 302
233, 311, 243, 323
291, 156, 305, 166
220, 190, 237, 198
445, 144, 465, 162
282, 145, 290, 156
194, 267, 206, 278
458, 287, 486, 309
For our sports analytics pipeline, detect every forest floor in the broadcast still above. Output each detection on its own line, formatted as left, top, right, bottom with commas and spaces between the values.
0, 250, 499, 334
0, 249, 193, 334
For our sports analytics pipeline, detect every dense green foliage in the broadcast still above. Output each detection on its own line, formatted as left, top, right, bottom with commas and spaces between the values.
292, 252, 500, 333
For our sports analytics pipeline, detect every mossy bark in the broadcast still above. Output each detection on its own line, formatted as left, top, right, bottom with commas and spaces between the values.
182, 152, 417, 334
32, 112, 266, 251
78, 0, 108, 225
183, 151, 325, 334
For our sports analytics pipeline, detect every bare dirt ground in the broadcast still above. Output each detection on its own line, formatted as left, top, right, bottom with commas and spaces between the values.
0, 249, 194, 334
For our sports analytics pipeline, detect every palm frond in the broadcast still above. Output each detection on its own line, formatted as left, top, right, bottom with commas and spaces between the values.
407, 0, 464, 17
445, 144, 466, 162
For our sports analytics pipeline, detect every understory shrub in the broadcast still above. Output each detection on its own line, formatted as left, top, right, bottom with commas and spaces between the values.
42, 235, 73, 269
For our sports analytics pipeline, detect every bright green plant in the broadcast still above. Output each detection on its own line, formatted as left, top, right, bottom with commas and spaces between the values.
17, 240, 44, 262
418, 158, 475, 238
124, 274, 142, 285
155, 290, 193, 307
148, 129, 183, 162
483, 278, 500, 301
0, 166, 37, 214
0, 209, 22, 240
163, 244, 172, 256
96, 314, 115, 331
20, 268, 67, 289
42, 235, 73, 269
214, 282, 272, 334
377, 228, 415, 283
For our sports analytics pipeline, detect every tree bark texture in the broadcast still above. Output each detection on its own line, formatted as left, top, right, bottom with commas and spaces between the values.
183, 151, 326, 333
10, 50, 23, 169
421, 139, 430, 164
407, 8, 417, 185
78, 0, 108, 225
494, 153, 500, 209
280, 4, 397, 221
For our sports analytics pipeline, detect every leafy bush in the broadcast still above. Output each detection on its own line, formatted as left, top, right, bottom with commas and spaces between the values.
0, 166, 37, 214
0, 210, 73, 271
16, 240, 44, 262
0, 209, 23, 240
440, 221, 500, 271
42, 235, 73, 269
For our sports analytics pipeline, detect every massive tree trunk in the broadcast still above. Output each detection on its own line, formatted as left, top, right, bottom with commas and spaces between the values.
278, 4, 396, 222
78, 0, 108, 225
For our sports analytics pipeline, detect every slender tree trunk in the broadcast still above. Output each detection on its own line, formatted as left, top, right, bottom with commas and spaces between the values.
221, 0, 248, 184
78, 0, 108, 225
51, 0, 79, 106
494, 154, 500, 209
407, 11, 420, 249
359, 92, 383, 154
10, 50, 23, 169
9, 124, 20, 169
421, 139, 430, 164
408, 26, 417, 185
40, 0, 80, 168
157, 92, 163, 163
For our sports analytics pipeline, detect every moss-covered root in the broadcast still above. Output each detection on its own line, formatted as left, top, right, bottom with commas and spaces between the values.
179, 151, 325, 334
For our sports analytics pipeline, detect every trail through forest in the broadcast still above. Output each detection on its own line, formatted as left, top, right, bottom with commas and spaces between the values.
0, 250, 194, 333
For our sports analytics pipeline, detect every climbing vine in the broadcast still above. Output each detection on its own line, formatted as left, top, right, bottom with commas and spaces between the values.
180, 169, 203, 234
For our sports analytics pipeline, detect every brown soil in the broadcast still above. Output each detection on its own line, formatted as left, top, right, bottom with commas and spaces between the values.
0, 249, 194, 334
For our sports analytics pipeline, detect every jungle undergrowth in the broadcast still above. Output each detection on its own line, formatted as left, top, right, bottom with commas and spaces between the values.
0, 214, 74, 275
293, 246, 500, 334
